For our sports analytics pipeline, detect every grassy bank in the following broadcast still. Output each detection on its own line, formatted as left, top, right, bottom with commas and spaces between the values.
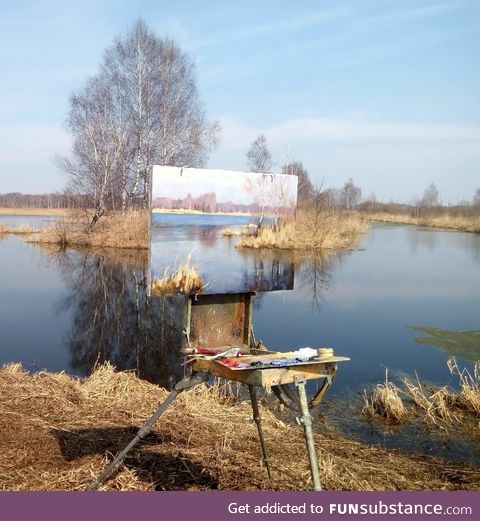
362, 358, 480, 427
368, 212, 480, 233
151, 254, 205, 295
25, 211, 148, 250
1, 363, 479, 491
0, 207, 71, 216
238, 210, 368, 251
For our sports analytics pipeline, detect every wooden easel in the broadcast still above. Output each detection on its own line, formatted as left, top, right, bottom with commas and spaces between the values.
90, 293, 348, 491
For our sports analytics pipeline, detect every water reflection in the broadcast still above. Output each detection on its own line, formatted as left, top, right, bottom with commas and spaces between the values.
51, 248, 185, 387
296, 252, 345, 307
150, 215, 295, 294
406, 226, 438, 254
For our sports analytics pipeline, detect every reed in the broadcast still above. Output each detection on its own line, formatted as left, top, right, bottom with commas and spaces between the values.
0, 223, 38, 235
447, 358, 480, 415
1, 363, 479, 491
237, 210, 367, 251
362, 371, 409, 423
26, 211, 148, 250
151, 253, 205, 295
369, 212, 480, 233
363, 358, 480, 428
402, 376, 457, 425
222, 227, 242, 237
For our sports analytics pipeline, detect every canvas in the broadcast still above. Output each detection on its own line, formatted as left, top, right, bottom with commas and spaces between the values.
149, 166, 297, 296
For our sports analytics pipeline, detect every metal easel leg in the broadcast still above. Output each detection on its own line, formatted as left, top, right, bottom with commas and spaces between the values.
295, 376, 322, 491
248, 385, 272, 480
89, 371, 209, 490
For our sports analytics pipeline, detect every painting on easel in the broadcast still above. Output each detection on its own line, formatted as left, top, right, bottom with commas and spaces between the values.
148, 166, 298, 296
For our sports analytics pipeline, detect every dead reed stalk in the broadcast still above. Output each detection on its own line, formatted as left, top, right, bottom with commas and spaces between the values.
402, 375, 457, 425
151, 253, 205, 295
362, 371, 409, 423
447, 358, 480, 415
237, 210, 367, 251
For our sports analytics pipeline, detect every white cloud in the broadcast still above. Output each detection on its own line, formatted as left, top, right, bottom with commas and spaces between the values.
210, 115, 480, 202
217, 114, 480, 150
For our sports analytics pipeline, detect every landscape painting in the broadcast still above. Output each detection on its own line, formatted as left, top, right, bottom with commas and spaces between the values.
149, 166, 297, 296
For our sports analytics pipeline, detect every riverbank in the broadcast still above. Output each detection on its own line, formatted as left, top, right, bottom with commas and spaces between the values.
237, 210, 368, 251
368, 212, 480, 233
0, 207, 72, 216
1, 363, 479, 491
24, 211, 148, 250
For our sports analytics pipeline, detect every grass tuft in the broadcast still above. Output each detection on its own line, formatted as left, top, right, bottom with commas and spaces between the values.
26, 211, 148, 250
362, 371, 409, 423
237, 210, 368, 251
151, 253, 205, 295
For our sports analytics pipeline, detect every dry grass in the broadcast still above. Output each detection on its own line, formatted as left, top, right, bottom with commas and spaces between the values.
26, 211, 148, 250
369, 212, 480, 233
402, 376, 457, 426
151, 254, 205, 296
363, 359, 480, 428
0, 207, 72, 216
1, 363, 480, 491
222, 227, 242, 237
447, 358, 480, 415
362, 371, 409, 423
237, 210, 368, 251
0, 222, 38, 235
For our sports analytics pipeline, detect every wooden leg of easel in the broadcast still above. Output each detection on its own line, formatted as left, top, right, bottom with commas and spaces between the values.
89, 371, 209, 490
295, 376, 322, 491
248, 385, 272, 480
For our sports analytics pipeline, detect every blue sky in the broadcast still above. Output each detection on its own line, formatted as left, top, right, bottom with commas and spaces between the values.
1, 0, 479, 203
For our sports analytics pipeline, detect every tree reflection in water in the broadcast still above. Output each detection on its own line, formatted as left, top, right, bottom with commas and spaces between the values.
296, 252, 345, 307
47, 246, 344, 386
51, 248, 186, 388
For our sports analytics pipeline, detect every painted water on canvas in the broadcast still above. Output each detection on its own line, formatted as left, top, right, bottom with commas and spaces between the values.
149, 166, 297, 296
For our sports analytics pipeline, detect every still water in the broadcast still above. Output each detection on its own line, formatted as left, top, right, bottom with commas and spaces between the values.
151, 213, 294, 293
1, 217, 480, 460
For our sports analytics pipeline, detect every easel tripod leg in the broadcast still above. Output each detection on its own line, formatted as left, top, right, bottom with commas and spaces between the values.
248, 385, 272, 480
295, 377, 322, 491
89, 371, 209, 490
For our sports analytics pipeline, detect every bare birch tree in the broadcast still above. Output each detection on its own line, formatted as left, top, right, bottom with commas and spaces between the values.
246, 134, 272, 172
339, 178, 362, 210
281, 160, 314, 204
59, 19, 219, 222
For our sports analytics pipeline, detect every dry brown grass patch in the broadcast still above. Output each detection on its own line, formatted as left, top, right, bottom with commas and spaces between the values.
369, 212, 480, 233
2, 363, 480, 491
447, 358, 480, 415
26, 211, 148, 250
237, 210, 368, 252
222, 227, 242, 237
151, 253, 205, 295
0, 207, 72, 216
362, 372, 409, 423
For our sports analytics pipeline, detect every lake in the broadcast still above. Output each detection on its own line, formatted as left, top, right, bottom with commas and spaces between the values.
1, 215, 480, 461
150, 212, 294, 294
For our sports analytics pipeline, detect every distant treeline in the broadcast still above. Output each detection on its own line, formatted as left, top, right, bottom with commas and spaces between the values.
0, 192, 146, 210
0, 192, 89, 209
357, 200, 480, 217
152, 191, 295, 215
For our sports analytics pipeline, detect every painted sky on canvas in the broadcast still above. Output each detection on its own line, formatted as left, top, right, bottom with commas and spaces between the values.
151, 167, 297, 207
1, 0, 479, 204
